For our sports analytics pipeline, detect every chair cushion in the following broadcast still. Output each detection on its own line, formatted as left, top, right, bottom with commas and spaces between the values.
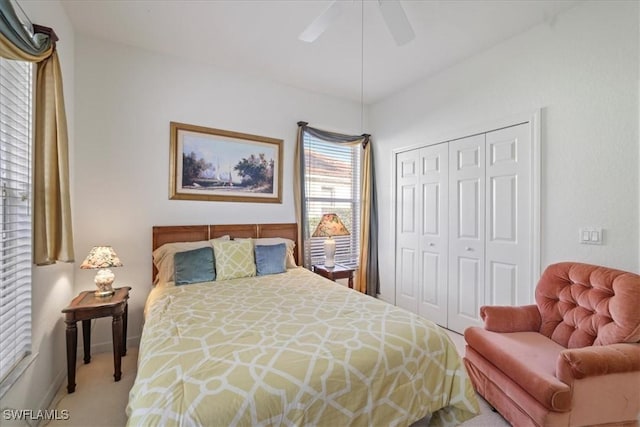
464, 348, 571, 426
464, 327, 571, 411
536, 262, 640, 348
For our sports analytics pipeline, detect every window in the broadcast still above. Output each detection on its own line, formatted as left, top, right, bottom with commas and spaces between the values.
0, 57, 33, 385
303, 131, 361, 267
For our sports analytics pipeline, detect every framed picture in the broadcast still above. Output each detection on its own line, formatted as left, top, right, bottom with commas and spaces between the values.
169, 122, 283, 203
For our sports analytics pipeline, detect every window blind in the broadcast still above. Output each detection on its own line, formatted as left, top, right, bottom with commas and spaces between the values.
0, 57, 33, 383
303, 131, 361, 267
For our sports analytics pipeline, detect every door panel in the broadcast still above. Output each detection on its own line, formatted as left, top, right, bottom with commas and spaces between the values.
422, 183, 440, 235
457, 257, 480, 319
399, 248, 417, 299
418, 144, 448, 326
489, 261, 517, 306
401, 186, 416, 233
458, 179, 481, 239
421, 252, 439, 305
490, 175, 517, 242
448, 134, 485, 333
486, 123, 531, 307
395, 152, 419, 312
458, 146, 480, 170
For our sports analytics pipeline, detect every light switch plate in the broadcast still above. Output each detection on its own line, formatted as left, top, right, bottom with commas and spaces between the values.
579, 227, 603, 245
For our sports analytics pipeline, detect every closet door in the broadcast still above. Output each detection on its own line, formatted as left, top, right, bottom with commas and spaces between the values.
394, 120, 535, 333
448, 134, 486, 333
395, 150, 419, 312
417, 144, 448, 326
485, 123, 531, 307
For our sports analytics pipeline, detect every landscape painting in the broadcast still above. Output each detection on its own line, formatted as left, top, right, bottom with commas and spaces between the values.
170, 122, 283, 203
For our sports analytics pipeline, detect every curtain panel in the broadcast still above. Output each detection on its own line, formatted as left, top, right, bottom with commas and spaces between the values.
295, 121, 379, 296
0, 0, 74, 264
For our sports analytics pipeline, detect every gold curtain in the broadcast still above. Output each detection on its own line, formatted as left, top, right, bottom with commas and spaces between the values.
356, 142, 372, 293
0, 31, 75, 264
293, 125, 304, 264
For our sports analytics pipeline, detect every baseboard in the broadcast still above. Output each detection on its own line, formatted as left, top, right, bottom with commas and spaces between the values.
86, 336, 140, 356
35, 365, 68, 427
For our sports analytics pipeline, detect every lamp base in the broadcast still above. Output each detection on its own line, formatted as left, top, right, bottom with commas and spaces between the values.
94, 289, 115, 298
324, 237, 336, 268
94, 268, 116, 297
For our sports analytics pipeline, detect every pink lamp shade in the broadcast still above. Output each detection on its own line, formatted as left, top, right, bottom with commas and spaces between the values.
80, 246, 123, 297
312, 213, 349, 268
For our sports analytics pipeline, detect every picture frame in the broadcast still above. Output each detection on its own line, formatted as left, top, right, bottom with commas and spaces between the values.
169, 122, 283, 203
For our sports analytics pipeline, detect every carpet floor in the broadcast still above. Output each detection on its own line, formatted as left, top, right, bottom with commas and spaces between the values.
45, 331, 508, 426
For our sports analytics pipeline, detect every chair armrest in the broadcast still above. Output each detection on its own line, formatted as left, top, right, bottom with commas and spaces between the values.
480, 304, 541, 332
556, 343, 640, 382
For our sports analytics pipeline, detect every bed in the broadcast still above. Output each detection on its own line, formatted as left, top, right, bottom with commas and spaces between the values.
126, 223, 479, 426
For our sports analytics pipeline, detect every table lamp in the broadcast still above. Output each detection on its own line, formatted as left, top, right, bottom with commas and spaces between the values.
312, 213, 350, 268
80, 246, 123, 297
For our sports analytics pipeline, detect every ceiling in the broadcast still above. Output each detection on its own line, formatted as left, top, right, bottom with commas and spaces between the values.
60, 0, 579, 105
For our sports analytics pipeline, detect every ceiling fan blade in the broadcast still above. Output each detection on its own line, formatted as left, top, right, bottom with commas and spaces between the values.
299, 0, 346, 43
378, 0, 415, 46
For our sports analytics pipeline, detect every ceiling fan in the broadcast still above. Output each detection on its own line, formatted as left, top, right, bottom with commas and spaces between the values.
299, 0, 415, 46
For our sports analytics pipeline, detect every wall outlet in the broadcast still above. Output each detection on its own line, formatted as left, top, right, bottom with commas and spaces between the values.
579, 227, 603, 245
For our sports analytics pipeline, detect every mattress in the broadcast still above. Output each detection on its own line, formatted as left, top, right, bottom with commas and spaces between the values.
127, 267, 478, 426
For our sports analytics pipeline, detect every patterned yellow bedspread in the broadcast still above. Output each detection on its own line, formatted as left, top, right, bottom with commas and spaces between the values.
127, 268, 478, 426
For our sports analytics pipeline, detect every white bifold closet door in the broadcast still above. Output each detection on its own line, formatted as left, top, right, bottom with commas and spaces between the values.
395, 144, 449, 325
395, 149, 421, 314
396, 122, 532, 334
485, 124, 532, 307
447, 133, 486, 333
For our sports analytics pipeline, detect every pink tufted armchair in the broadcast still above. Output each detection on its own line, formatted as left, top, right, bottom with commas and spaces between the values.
464, 262, 640, 426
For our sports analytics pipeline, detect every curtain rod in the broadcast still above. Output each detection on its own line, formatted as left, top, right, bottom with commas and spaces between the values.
33, 24, 58, 42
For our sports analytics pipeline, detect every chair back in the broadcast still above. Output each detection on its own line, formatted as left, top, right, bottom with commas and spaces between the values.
535, 262, 640, 348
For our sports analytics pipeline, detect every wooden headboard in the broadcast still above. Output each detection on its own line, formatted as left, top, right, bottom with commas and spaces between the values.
152, 223, 300, 281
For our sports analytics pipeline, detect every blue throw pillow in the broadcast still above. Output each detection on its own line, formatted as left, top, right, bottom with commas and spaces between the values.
255, 243, 286, 276
174, 246, 215, 285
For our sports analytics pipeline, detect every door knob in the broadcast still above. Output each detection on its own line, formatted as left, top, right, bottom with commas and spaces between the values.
465, 247, 472, 251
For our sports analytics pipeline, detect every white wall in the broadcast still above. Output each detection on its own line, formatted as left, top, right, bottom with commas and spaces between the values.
73, 36, 363, 351
369, 0, 639, 302
3, 0, 637, 415
0, 0, 76, 419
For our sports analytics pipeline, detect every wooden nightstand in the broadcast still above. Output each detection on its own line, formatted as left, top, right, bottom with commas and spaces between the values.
62, 286, 131, 393
312, 264, 355, 289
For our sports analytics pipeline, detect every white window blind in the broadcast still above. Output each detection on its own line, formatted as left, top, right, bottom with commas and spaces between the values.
303, 131, 361, 267
0, 57, 33, 383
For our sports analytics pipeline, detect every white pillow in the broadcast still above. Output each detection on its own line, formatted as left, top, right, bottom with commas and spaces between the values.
152, 235, 229, 285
